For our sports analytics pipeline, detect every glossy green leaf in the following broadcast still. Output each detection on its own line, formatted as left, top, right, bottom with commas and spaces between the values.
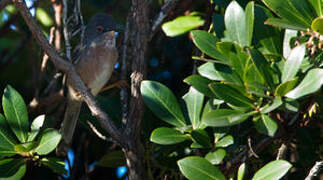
283, 29, 298, 58
184, 75, 216, 98
275, 78, 298, 96
191, 30, 226, 61
225, 1, 248, 46
262, 0, 311, 30
41, 158, 67, 175
311, 16, 323, 35
177, 156, 225, 180
245, 2, 254, 46
2, 85, 29, 143
285, 68, 323, 99
150, 127, 188, 145
97, 151, 126, 168
254, 5, 283, 55
0, 158, 26, 180
282, 98, 299, 112
252, 160, 292, 180
191, 129, 211, 148
248, 49, 274, 88
162, 15, 204, 37
209, 83, 255, 108
34, 128, 61, 155
205, 149, 226, 165
198, 62, 243, 85
265, 18, 307, 31
216, 135, 234, 148
27, 114, 45, 142
203, 109, 252, 127
281, 44, 306, 83
0, 114, 17, 151
183, 87, 204, 129
238, 163, 246, 180
36, 8, 53, 27
213, 127, 230, 143
14, 141, 37, 155
308, 0, 322, 16
141, 81, 186, 127
254, 115, 278, 137
260, 97, 283, 113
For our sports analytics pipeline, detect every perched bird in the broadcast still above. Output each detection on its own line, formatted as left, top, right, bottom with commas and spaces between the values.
57, 13, 118, 155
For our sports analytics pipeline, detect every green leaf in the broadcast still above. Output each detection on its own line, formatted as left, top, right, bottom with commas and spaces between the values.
191, 30, 226, 61
97, 151, 126, 168
282, 98, 299, 112
183, 87, 204, 129
285, 68, 323, 99
0, 114, 17, 151
191, 129, 211, 148
262, 0, 312, 30
254, 5, 283, 55
252, 160, 292, 180
205, 149, 226, 165
0, 158, 26, 180
203, 109, 252, 127
308, 0, 322, 16
2, 85, 29, 143
225, 1, 248, 46
275, 78, 299, 96
281, 44, 306, 83
265, 18, 307, 31
238, 163, 246, 180
216, 135, 234, 148
27, 114, 45, 142
177, 156, 225, 180
283, 29, 298, 58
247, 49, 274, 88
260, 97, 283, 113
184, 75, 216, 98
40, 158, 67, 175
36, 8, 53, 27
14, 141, 37, 156
34, 128, 61, 155
311, 16, 323, 35
150, 127, 188, 145
209, 83, 255, 108
245, 1, 254, 46
254, 115, 278, 137
141, 81, 186, 127
162, 15, 204, 37
198, 62, 243, 85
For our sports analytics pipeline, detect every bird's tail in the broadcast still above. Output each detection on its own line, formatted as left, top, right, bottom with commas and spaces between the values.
56, 94, 82, 156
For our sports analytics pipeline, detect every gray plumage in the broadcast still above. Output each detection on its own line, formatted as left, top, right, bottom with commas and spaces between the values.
57, 14, 118, 156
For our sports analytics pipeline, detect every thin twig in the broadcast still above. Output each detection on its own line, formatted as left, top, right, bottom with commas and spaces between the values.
120, 18, 130, 125
86, 121, 107, 141
305, 161, 323, 180
149, 0, 179, 40
276, 143, 288, 160
62, 0, 71, 60
248, 137, 259, 158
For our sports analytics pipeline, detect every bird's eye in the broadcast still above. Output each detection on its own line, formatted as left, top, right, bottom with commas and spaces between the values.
96, 25, 104, 33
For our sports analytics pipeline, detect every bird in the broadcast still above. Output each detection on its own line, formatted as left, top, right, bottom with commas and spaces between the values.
56, 13, 118, 156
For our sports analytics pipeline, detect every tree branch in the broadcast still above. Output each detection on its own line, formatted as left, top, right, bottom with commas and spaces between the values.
149, 0, 179, 40
12, 0, 125, 147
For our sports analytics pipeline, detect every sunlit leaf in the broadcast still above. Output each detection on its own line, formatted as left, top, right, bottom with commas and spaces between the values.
2, 85, 29, 143
252, 160, 292, 180
178, 156, 225, 180
150, 127, 188, 145
162, 15, 204, 37
34, 128, 61, 155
